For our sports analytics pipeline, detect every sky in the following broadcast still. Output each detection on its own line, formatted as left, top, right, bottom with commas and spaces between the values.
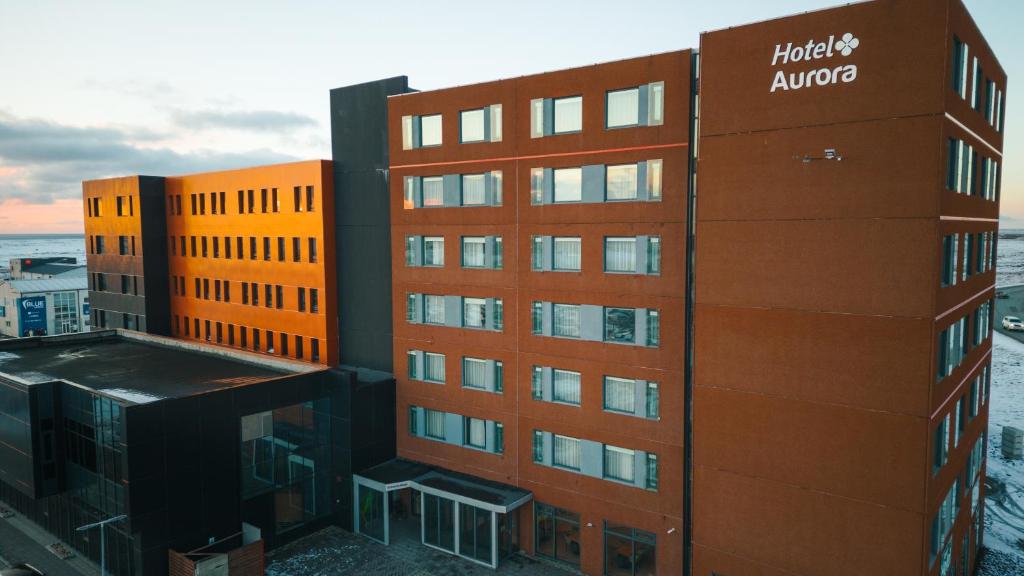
0, 0, 1019, 233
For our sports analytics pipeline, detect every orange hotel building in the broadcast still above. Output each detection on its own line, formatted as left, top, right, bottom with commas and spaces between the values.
84, 160, 338, 366
80, 0, 1005, 574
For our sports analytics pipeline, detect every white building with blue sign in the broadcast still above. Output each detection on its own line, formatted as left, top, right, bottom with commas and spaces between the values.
0, 277, 89, 338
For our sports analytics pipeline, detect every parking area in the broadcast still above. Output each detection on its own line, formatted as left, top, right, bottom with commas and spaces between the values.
995, 284, 1024, 344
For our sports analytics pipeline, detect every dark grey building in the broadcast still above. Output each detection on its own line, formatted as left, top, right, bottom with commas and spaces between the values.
330, 77, 413, 373
0, 330, 394, 576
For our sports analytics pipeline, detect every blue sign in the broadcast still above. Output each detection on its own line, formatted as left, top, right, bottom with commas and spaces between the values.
18, 295, 47, 337
0, 305, 5, 318
82, 303, 90, 316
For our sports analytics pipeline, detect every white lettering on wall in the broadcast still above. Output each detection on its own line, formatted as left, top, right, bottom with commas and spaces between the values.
770, 33, 860, 93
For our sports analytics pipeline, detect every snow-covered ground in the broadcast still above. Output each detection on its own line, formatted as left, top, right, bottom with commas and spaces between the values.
978, 231, 1024, 574
986, 332, 1024, 556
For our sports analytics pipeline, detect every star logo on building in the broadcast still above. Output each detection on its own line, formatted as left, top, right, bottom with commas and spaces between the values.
835, 33, 860, 56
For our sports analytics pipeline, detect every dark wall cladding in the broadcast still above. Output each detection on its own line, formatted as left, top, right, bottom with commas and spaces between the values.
138, 176, 171, 335
0, 376, 35, 497
330, 76, 412, 373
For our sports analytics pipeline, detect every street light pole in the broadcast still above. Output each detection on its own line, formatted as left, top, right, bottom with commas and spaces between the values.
76, 514, 126, 576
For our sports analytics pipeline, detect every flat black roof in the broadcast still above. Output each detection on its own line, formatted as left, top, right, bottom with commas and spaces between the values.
0, 331, 300, 405
358, 458, 531, 510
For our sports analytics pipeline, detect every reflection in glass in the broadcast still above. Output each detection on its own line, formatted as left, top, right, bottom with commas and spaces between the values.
553, 96, 582, 133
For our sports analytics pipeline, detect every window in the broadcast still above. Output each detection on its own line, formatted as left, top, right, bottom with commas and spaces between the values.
271, 188, 279, 213
250, 237, 257, 260
251, 282, 259, 306
424, 295, 445, 325
933, 414, 949, 475
553, 96, 582, 133
603, 524, 656, 576
462, 357, 488, 390
461, 237, 486, 268
603, 445, 635, 482
552, 435, 580, 470
941, 235, 958, 287
292, 237, 301, 262
118, 235, 129, 256
402, 114, 443, 149
424, 409, 446, 439
298, 287, 306, 312
277, 237, 285, 262
533, 431, 546, 462
647, 310, 660, 347
606, 163, 639, 200
605, 237, 636, 272
552, 369, 581, 406
553, 168, 582, 202
647, 238, 661, 274
604, 377, 636, 414
247, 189, 255, 213
607, 87, 639, 128
265, 284, 273, 308
424, 236, 444, 266
311, 339, 320, 362
552, 237, 582, 271
424, 352, 446, 383
310, 288, 319, 312
532, 302, 544, 334
461, 174, 486, 205
309, 237, 318, 263
495, 422, 504, 453
607, 82, 665, 128
225, 236, 232, 259
261, 188, 268, 213
553, 304, 580, 338
464, 418, 486, 449
459, 105, 502, 143
263, 237, 271, 261
460, 108, 483, 142
422, 176, 444, 207
275, 285, 283, 309
463, 297, 487, 328
532, 366, 544, 399
951, 36, 969, 99
604, 307, 636, 343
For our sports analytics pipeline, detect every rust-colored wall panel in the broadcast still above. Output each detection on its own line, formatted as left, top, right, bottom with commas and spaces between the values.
164, 160, 337, 366
694, 386, 927, 510
695, 218, 938, 318
693, 466, 925, 576
695, 304, 933, 415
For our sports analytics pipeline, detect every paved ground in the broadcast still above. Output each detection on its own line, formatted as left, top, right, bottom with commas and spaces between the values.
0, 509, 98, 576
995, 284, 1024, 345
266, 525, 576, 576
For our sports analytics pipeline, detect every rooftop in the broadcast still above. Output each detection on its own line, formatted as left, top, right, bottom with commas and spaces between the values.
0, 330, 312, 404
5, 276, 87, 294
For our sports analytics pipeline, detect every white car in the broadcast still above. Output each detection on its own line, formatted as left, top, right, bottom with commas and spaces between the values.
1003, 316, 1024, 331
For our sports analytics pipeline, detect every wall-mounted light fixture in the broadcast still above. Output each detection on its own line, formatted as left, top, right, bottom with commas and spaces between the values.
800, 148, 843, 163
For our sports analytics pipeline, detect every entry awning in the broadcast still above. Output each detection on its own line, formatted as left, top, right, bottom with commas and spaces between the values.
355, 458, 532, 514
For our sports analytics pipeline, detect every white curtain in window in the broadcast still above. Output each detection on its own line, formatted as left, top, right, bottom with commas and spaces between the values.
467, 418, 486, 447
424, 295, 445, 324
604, 445, 635, 481
425, 409, 446, 438
424, 353, 445, 382
606, 88, 639, 128
554, 96, 582, 133
553, 435, 580, 469
464, 298, 486, 327
606, 164, 638, 200
422, 176, 444, 206
463, 237, 485, 267
424, 237, 444, 266
460, 110, 485, 143
553, 238, 581, 270
605, 238, 636, 272
462, 174, 486, 205
552, 370, 581, 405
463, 358, 487, 388
604, 377, 635, 413
553, 304, 580, 337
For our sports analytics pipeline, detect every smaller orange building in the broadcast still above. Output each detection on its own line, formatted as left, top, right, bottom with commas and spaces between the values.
84, 160, 338, 366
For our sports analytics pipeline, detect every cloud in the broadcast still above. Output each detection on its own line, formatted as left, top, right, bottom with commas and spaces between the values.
170, 108, 319, 132
0, 111, 298, 204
